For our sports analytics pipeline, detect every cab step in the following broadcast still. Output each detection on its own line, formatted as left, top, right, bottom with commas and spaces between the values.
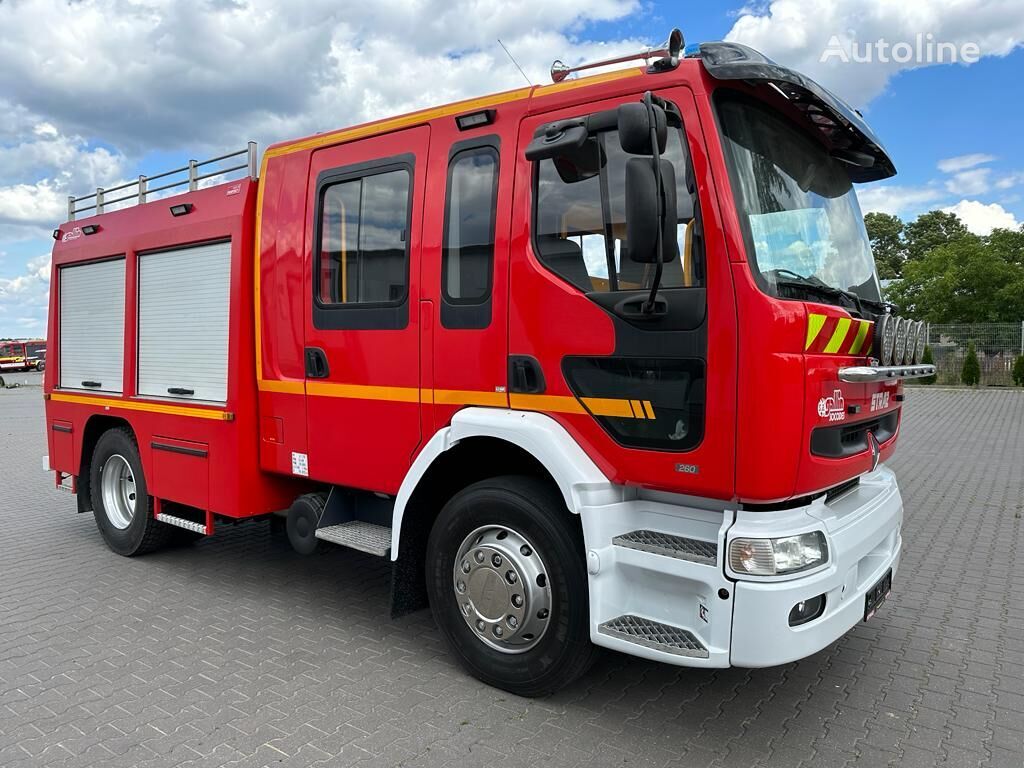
155, 512, 208, 535
315, 521, 391, 556
612, 529, 717, 565
598, 614, 709, 658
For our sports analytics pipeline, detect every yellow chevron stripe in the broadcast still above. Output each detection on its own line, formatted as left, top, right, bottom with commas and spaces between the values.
823, 317, 852, 354
848, 320, 872, 355
805, 313, 827, 350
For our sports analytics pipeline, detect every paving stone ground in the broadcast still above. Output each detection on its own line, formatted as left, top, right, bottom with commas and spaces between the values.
1, 381, 1022, 767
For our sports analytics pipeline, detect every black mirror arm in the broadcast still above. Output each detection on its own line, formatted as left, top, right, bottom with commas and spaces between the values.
643, 90, 665, 314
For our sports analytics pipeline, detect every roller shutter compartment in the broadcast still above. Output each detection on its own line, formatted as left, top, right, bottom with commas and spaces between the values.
59, 258, 126, 393
137, 241, 231, 403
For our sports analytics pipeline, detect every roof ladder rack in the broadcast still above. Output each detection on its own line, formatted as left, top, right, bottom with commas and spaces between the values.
68, 141, 258, 221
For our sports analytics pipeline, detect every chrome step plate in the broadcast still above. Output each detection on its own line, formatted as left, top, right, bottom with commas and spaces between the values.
155, 512, 207, 535
598, 615, 709, 658
613, 530, 717, 564
315, 521, 391, 556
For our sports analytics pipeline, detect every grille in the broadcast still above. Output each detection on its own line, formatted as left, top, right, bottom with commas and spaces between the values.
598, 615, 709, 658
612, 530, 717, 564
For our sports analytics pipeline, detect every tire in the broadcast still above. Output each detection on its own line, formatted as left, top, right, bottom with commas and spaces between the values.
0, 375, 5, 388
89, 427, 173, 556
287, 493, 326, 554
426, 475, 600, 697
36, 361, 45, 372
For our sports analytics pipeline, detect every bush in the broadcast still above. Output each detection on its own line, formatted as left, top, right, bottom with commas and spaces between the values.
920, 345, 936, 384
1013, 355, 1024, 387
961, 341, 980, 386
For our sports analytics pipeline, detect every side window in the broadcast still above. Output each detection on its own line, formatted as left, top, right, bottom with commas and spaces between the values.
318, 169, 410, 306
533, 119, 702, 294
442, 143, 499, 329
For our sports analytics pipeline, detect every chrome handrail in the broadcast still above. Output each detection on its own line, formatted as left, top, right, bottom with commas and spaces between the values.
837, 365, 936, 383
68, 142, 257, 220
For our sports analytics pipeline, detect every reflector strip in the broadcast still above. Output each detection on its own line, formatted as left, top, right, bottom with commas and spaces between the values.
805, 313, 827, 350
50, 392, 233, 421
847, 320, 872, 355
823, 317, 852, 353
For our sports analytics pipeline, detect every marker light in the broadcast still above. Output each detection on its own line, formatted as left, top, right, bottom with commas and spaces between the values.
893, 317, 909, 366
456, 110, 496, 131
729, 532, 828, 576
169, 203, 193, 217
914, 321, 927, 364
81, 224, 99, 235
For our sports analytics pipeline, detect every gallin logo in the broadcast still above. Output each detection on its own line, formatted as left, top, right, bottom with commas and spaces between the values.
817, 389, 846, 422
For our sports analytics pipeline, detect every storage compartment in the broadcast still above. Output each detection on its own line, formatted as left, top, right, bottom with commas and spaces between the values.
137, 241, 231, 403
59, 258, 126, 392
150, 437, 210, 510
49, 421, 74, 474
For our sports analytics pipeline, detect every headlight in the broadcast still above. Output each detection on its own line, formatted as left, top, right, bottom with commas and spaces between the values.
893, 317, 908, 366
873, 314, 895, 365
729, 532, 829, 576
914, 321, 926, 364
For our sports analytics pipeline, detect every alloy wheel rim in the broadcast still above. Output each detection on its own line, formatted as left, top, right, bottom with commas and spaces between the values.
100, 454, 137, 530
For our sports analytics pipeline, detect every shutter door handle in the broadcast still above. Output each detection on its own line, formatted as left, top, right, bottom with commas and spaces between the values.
305, 347, 330, 379
81, 380, 102, 388
167, 387, 194, 396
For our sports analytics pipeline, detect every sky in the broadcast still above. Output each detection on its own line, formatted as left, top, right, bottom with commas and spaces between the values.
1, 0, 1022, 338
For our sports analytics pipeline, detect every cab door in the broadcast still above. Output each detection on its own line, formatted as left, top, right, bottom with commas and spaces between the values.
303, 126, 429, 494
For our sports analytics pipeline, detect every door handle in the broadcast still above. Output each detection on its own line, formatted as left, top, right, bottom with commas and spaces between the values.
304, 347, 330, 379
508, 356, 545, 394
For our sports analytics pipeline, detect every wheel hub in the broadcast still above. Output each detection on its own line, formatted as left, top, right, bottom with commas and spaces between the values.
100, 454, 137, 530
453, 526, 552, 654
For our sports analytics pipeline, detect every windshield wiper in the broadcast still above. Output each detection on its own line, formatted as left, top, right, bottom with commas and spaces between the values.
765, 269, 873, 315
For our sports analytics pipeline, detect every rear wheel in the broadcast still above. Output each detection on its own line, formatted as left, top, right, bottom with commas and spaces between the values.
426, 475, 599, 697
90, 428, 172, 556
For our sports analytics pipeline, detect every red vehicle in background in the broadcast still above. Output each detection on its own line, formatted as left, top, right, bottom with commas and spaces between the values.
43, 30, 933, 695
0, 339, 46, 385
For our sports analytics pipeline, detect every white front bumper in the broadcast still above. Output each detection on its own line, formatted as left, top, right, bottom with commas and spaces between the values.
578, 466, 903, 668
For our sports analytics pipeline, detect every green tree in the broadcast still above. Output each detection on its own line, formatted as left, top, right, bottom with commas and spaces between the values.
904, 210, 970, 262
1013, 355, 1024, 387
921, 345, 936, 385
885, 233, 1024, 322
961, 341, 980, 386
864, 212, 906, 279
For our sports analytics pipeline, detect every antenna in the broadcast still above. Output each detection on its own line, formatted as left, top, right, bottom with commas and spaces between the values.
497, 39, 533, 87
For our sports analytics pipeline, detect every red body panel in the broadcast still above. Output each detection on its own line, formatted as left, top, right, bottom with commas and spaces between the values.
44, 59, 902, 521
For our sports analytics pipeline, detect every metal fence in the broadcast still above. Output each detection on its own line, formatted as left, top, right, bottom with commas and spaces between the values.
925, 322, 1024, 386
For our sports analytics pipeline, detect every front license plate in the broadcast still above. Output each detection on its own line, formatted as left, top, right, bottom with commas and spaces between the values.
864, 568, 892, 621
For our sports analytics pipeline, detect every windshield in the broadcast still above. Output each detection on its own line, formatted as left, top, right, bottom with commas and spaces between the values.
716, 92, 882, 305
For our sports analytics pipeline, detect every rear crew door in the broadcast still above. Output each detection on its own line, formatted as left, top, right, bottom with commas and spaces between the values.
303, 126, 429, 494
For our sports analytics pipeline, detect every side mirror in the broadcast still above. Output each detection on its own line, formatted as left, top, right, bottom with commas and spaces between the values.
625, 157, 678, 264
617, 102, 667, 155
524, 120, 588, 161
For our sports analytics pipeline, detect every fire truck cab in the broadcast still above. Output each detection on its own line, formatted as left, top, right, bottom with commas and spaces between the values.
44, 32, 934, 695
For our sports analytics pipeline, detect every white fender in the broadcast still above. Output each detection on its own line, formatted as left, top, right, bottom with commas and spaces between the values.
390, 408, 621, 559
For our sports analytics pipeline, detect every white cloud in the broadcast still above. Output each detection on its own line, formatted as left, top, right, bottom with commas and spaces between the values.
937, 153, 996, 173
944, 167, 992, 196
942, 199, 1020, 235
725, 0, 1024, 107
857, 183, 945, 217
0, 253, 51, 337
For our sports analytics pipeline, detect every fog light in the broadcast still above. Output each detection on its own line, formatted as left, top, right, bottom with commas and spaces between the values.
788, 594, 826, 626
729, 531, 828, 576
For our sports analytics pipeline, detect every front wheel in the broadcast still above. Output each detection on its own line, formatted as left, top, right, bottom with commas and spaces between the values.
426, 475, 599, 697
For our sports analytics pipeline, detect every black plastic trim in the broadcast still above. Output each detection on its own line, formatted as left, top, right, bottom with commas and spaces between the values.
151, 441, 209, 458
312, 154, 415, 331
51, 423, 72, 433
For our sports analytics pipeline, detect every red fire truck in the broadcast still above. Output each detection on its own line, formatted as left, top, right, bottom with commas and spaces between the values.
44, 32, 933, 695
0, 339, 46, 385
